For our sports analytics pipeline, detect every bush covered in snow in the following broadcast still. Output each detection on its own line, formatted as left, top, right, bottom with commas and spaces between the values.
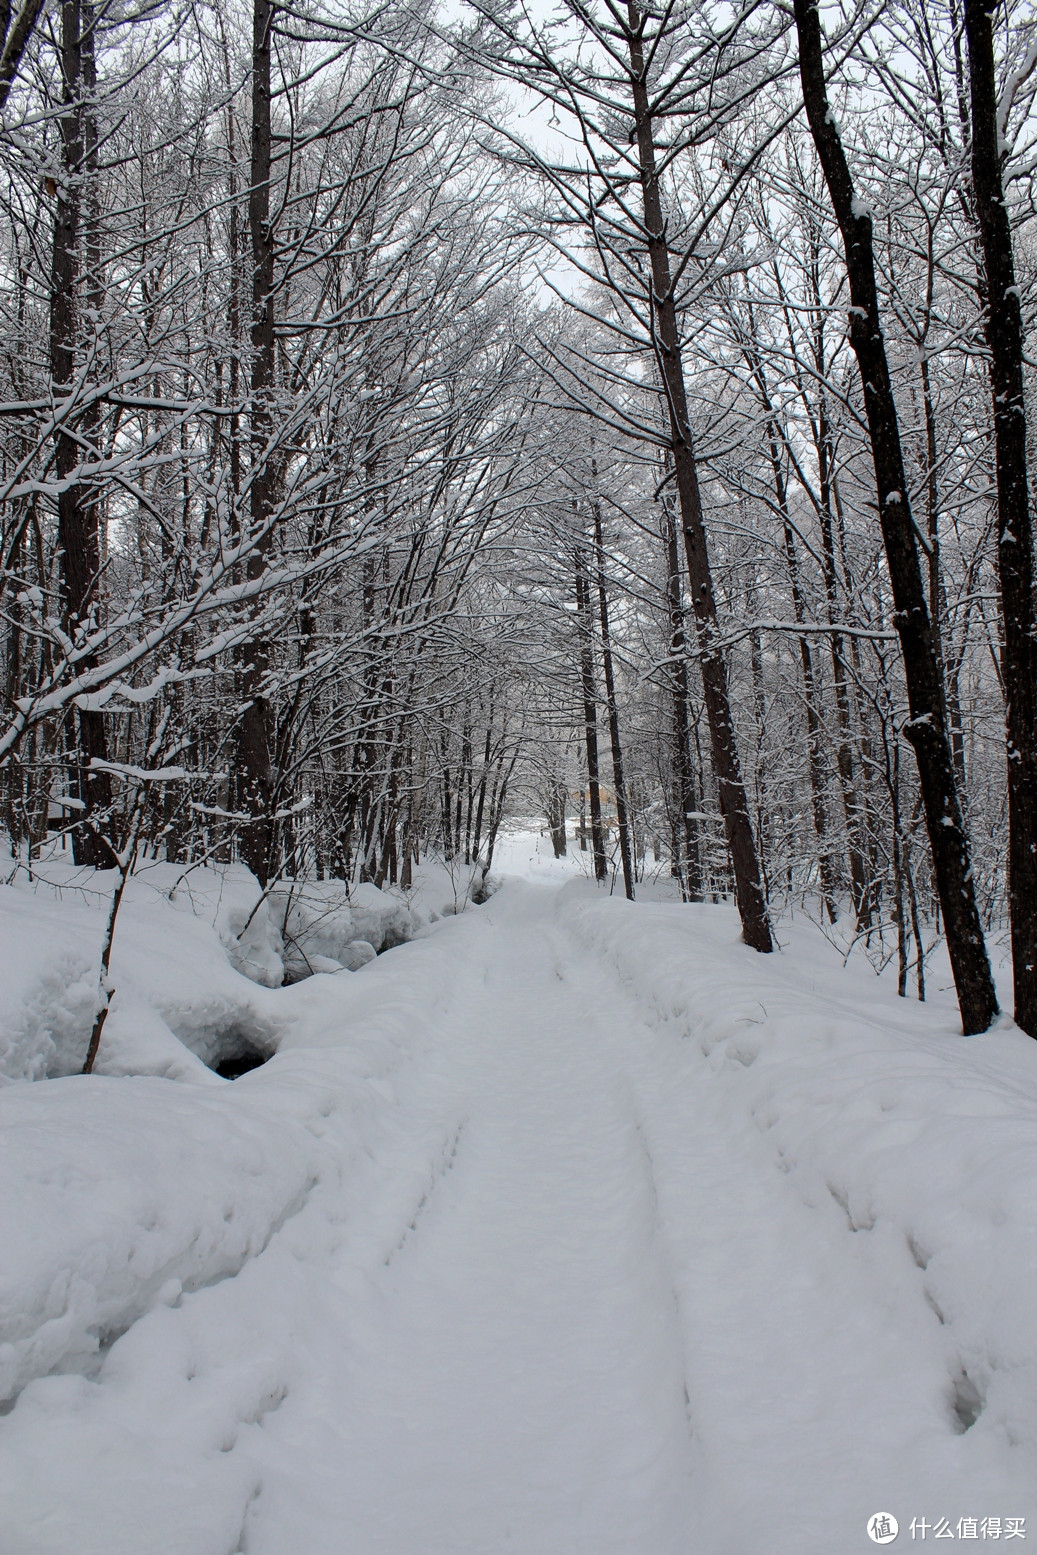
269, 878, 414, 983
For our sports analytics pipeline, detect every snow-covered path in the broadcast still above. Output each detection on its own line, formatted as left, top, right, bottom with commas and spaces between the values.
3, 881, 1037, 1555
248, 893, 697, 1555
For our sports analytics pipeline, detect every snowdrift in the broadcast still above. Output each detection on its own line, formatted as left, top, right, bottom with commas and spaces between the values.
0, 915, 465, 1410
562, 890, 1037, 1480
1, 862, 1035, 1552
0, 862, 419, 1084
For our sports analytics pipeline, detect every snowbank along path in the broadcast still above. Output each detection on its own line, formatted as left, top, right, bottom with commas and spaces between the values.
2, 878, 1036, 1555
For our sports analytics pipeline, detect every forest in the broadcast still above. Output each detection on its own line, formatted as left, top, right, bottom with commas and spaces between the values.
5, 1, 1037, 1546
3, 0, 1037, 1041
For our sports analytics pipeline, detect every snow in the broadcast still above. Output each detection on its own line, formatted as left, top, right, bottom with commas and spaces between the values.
0, 1063, 325, 1400
1, 836, 1036, 1552
269, 878, 411, 982
0, 862, 284, 1081
562, 890, 1037, 1539
0, 859, 420, 1082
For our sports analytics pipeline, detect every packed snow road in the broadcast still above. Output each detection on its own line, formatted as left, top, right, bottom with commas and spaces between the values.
3, 881, 1037, 1555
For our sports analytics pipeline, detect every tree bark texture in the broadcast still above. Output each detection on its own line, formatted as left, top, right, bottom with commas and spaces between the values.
238, 0, 276, 885
574, 543, 608, 882
660, 490, 703, 901
0, 0, 47, 110
50, 0, 114, 867
592, 494, 635, 901
963, 0, 1037, 1039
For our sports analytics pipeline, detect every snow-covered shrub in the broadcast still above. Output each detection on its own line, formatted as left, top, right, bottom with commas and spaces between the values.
270, 879, 413, 981
163, 864, 285, 989
346, 882, 413, 951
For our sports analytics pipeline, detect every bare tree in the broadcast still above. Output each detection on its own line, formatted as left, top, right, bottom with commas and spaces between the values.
794, 0, 998, 1033
963, 0, 1037, 1039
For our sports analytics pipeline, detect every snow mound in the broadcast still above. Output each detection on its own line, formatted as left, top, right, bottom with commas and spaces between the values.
0, 861, 425, 1084
0, 917, 467, 1411
0, 865, 284, 1083
562, 894, 1037, 1475
270, 878, 414, 981
161, 864, 285, 989
347, 882, 413, 950
91, 989, 224, 1086
0, 890, 98, 1082
0, 1055, 341, 1403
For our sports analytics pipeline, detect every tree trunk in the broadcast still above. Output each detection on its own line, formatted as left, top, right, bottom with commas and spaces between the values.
660, 490, 703, 901
547, 778, 567, 858
795, 0, 997, 1034
51, 0, 114, 868
963, 0, 1037, 1039
237, 0, 276, 885
574, 542, 608, 881
482, 753, 517, 880
626, 4, 771, 949
472, 723, 492, 862
591, 492, 635, 900
0, 0, 47, 110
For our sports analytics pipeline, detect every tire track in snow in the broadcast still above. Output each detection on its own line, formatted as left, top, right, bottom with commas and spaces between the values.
9, 883, 1025, 1555
629, 1101, 696, 1441
560, 896, 1037, 1552
236, 888, 700, 1555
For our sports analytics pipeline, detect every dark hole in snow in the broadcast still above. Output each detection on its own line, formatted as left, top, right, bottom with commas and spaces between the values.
951, 1370, 984, 1433
213, 1044, 270, 1079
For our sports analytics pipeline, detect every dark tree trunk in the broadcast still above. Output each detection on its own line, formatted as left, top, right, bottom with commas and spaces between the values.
963, 0, 1037, 1039
50, 0, 114, 868
472, 722, 492, 861
660, 490, 702, 901
591, 493, 635, 900
574, 543, 608, 882
795, 0, 998, 1034
546, 778, 567, 858
626, 4, 771, 949
0, 0, 47, 110
456, 721, 471, 860
481, 753, 517, 880
463, 726, 476, 864
441, 732, 454, 860
237, 0, 277, 885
